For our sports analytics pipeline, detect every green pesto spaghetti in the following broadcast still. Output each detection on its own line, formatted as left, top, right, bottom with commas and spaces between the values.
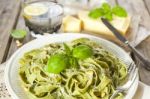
19, 38, 127, 99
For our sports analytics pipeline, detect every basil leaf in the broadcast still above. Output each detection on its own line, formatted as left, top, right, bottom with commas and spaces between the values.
47, 54, 69, 74
104, 12, 113, 21
73, 45, 93, 59
88, 8, 104, 19
112, 5, 127, 17
102, 3, 111, 14
63, 43, 72, 55
11, 29, 27, 39
89, 3, 128, 21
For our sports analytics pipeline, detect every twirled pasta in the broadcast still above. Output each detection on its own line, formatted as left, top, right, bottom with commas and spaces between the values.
19, 38, 127, 99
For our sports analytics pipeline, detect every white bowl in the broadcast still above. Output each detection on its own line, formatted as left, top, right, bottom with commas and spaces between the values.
5, 33, 138, 99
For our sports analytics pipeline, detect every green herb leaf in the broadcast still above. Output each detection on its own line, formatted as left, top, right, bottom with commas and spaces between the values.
88, 8, 104, 19
88, 3, 128, 21
11, 29, 27, 39
46, 54, 69, 74
104, 12, 113, 21
101, 3, 111, 14
73, 45, 93, 59
63, 43, 72, 55
112, 5, 127, 17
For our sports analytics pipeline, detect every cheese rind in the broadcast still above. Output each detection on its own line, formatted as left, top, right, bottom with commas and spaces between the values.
78, 11, 131, 36
62, 16, 82, 33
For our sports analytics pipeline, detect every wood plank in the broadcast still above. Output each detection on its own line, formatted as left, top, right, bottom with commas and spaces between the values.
6, 14, 34, 59
144, 0, 150, 14
136, 36, 150, 85
0, 0, 21, 63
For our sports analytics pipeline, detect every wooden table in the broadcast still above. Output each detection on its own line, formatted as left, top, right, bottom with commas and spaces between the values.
0, 0, 150, 92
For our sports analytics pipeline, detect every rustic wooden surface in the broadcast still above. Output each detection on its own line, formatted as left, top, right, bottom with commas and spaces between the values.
0, 0, 21, 63
0, 0, 150, 89
6, 13, 34, 59
136, 36, 150, 85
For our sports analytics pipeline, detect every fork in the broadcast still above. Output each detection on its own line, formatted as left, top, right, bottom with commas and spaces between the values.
110, 62, 138, 99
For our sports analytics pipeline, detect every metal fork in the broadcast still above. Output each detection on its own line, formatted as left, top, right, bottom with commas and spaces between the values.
110, 62, 138, 99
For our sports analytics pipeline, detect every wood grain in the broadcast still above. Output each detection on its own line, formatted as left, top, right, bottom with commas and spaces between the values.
0, 0, 21, 63
6, 13, 34, 59
143, 0, 150, 14
136, 36, 150, 85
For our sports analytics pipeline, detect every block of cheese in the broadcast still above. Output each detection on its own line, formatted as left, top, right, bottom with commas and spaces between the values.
78, 11, 131, 37
62, 15, 82, 33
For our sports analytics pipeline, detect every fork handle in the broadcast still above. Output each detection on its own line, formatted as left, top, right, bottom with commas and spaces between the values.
128, 44, 150, 70
110, 90, 123, 99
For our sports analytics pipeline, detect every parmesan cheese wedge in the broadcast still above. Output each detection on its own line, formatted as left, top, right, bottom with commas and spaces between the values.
78, 11, 131, 37
62, 16, 82, 33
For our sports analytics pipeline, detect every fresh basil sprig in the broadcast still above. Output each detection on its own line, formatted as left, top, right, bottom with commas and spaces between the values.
46, 53, 69, 74
11, 29, 27, 39
88, 8, 104, 19
89, 3, 127, 21
112, 5, 127, 17
63, 43, 79, 69
46, 43, 94, 74
63, 43, 72, 56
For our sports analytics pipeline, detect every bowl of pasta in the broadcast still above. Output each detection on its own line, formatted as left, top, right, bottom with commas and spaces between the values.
5, 33, 138, 99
